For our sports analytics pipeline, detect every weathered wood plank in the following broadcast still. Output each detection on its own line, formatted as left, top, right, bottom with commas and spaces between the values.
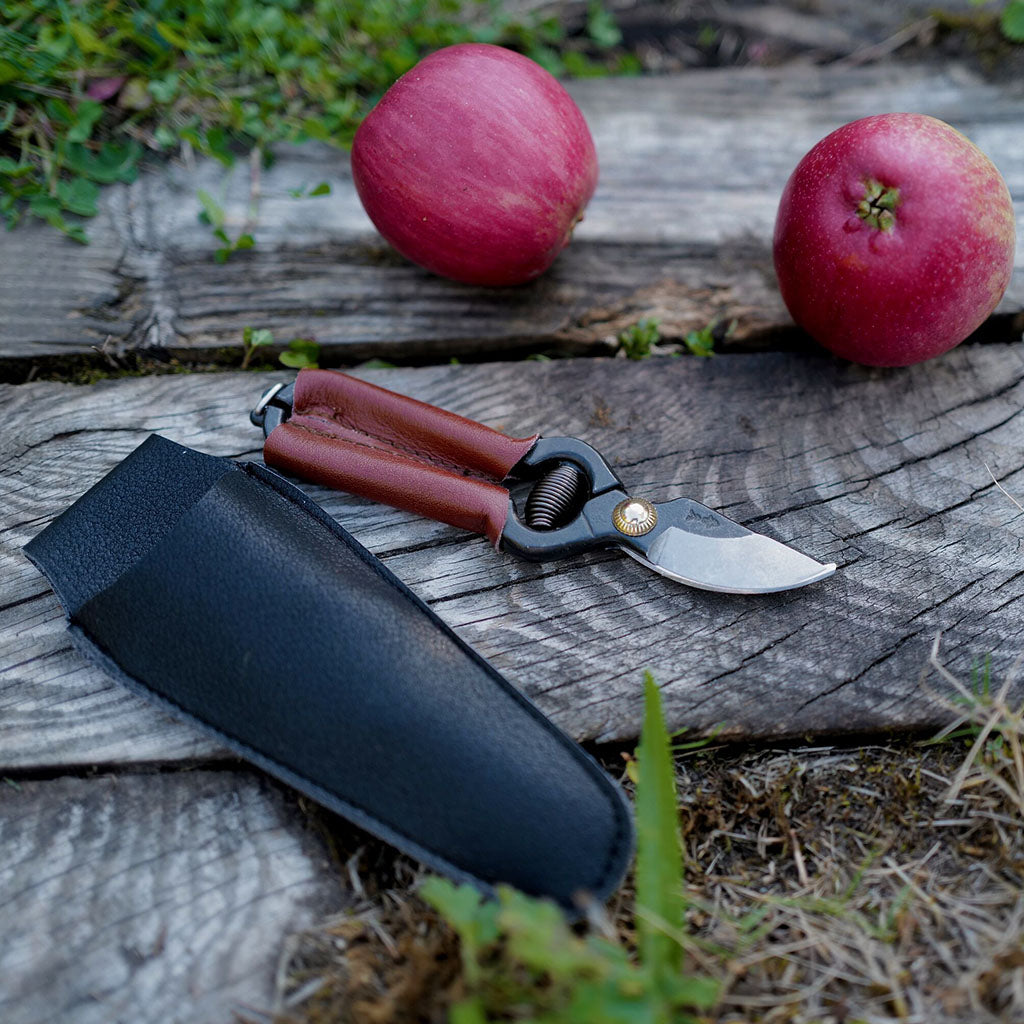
0, 771, 340, 1024
3, 353, 1023, 762
0, 192, 140, 359
122, 62, 1024, 356
1, 62, 1020, 364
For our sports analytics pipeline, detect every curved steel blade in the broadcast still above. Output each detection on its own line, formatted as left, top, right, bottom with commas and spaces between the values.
623, 498, 836, 594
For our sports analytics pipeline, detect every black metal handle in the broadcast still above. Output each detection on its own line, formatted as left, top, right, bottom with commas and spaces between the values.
509, 436, 623, 493
500, 489, 629, 561
501, 438, 628, 560
251, 381, 295, 435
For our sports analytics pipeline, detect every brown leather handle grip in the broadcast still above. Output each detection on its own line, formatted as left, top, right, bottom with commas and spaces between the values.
262, 370, 538, 545
264, 423, 513, 545
286, 369, 538, 480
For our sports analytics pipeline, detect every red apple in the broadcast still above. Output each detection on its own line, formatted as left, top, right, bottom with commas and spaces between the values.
773, 113, 1016, 366
351, 44, 598, 287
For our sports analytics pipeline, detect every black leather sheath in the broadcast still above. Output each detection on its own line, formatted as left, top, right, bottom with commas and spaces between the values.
25, 435, 632, 907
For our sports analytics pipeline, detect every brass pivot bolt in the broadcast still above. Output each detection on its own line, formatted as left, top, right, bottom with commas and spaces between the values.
612, 497, 658, 536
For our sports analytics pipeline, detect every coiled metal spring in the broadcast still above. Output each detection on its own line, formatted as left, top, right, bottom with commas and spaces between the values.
524, 462, 587, 530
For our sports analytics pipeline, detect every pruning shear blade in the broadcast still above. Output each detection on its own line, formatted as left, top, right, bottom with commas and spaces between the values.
627, 523, 836, 595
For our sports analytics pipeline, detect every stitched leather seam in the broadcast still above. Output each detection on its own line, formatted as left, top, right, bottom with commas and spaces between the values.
289, 419, 494, 485
296, 405, 490, 479
595, 790, 633, 897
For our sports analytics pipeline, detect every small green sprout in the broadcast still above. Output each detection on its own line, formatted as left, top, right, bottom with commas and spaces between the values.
240, 326, 275, 370
242, 327, 319, 370
288, 181, 332, 198
279, 337, 320, 370
682, 318, 736, 357
586, 1, 622, 48
618, 317, 661, 359
1002, 1, 1024, 40
197, 189, 254, 263
683, 324, 715, 357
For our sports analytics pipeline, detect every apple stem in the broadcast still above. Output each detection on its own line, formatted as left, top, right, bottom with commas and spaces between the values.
856, 178, 900, 231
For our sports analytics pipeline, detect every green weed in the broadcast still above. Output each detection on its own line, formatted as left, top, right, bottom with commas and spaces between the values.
617, 318, 732, 359
279, 337, 320, 370
287, 181, 331, 199
682, 319, 735, 358
197, 188, 253, 263
240, 325, 274, 369
1000, 1, 1024, 40
239, 326, 319, 369
617, 318, 661, 359
682, 325, 715, 358
925, 638, 1024, 818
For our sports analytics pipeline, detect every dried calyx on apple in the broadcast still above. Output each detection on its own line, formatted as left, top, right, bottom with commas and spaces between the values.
773, 112, 1016, 367
856, 179, 900, 232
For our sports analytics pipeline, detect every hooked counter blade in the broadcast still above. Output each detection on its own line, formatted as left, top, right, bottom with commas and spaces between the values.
623, 497, 836, 594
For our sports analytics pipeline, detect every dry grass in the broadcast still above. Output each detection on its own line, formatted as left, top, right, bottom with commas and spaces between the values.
269, 643, 1024, 1024
672, 647, 1024, 1022
267, 854, 458, 1024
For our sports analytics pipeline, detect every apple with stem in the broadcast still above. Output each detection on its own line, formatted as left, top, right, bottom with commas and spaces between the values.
773, 113, 1016, 367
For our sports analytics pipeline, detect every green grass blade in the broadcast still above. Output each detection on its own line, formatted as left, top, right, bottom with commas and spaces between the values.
634, 671, 684, 978
1002, 1, 1024, 42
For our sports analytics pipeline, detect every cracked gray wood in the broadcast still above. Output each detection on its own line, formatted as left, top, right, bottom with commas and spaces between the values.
3, 352, 1023, 763
0, 771, 340, 1024
1, 61, 1020, 364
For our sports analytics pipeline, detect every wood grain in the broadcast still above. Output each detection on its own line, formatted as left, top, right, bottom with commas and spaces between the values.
0, 193, 138, 360
0, 771, 340, 1024
1, 62, 1020, 365
3, 353, 1023, 763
